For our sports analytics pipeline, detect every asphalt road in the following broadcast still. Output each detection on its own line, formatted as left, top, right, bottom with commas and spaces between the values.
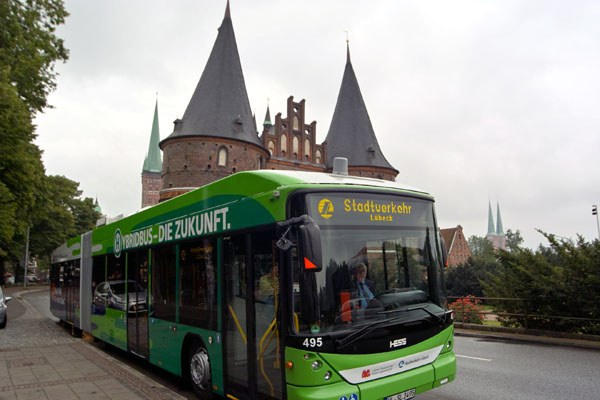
12, 289, 600, 400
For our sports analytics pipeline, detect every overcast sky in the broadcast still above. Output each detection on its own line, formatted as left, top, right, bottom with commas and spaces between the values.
34, 0, 600, 249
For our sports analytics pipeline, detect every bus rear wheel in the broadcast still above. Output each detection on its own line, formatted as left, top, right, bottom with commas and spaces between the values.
189, 341, 212, 398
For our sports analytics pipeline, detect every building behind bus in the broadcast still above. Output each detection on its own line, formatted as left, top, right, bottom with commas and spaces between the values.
141, 2, 398, 207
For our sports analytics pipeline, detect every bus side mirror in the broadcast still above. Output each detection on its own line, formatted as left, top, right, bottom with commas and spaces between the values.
298, 218, 323, 272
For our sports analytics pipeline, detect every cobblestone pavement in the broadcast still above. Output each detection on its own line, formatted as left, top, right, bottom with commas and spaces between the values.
0, 288, 186, 400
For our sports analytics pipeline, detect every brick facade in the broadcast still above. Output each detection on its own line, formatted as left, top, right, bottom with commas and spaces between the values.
261, 96, 326, 170
440, 225, 472, 267
159, 136, 269, 202
141, 171, 161, 208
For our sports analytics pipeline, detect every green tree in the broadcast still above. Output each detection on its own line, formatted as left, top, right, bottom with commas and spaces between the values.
446, 256, 500, 298
468, 235, 496, 260
0, 0, 69, 113
445, 235, 501, 298
29, 175, 99, 269
0, 0, 69, 283
506, 228, 524, 252
484, 233, 600, 334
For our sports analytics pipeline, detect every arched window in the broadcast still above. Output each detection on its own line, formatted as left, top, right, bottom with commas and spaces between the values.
304, 139, 310, 161
293, 136, 299, 155
217, 147, 228, 166
293, 116, 300, 131
268, 141, 275, 155
280, 135, 287, 156
315, 150, 322, 164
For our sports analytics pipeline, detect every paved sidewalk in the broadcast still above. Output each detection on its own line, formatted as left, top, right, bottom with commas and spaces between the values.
0, 287, 186, 400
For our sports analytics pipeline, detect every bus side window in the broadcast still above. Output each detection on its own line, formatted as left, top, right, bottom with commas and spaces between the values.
152, 245, 177, 322
179, 238, 218, 329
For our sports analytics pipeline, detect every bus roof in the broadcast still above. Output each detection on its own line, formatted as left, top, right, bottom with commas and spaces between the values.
159, 170, 429, 200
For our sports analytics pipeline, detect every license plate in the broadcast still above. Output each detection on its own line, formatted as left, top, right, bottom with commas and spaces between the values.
385, 388, 416, 400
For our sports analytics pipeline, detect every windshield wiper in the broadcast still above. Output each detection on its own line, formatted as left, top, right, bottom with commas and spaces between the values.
405, 305, 445, 325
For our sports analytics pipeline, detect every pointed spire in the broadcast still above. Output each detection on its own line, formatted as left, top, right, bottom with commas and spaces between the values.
345, 30, 351, 63
160, 1, 262, 148
143, 99, 162, 172
324, 42, 396, 171
263, 101, 272, 126
94, 197, 102, 214
225, 0, 231, 19
496, 202, 504, 236
487, 201, 496, 236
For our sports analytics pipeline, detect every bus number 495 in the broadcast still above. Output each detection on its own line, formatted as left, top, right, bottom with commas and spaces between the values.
303, 338, 323, 348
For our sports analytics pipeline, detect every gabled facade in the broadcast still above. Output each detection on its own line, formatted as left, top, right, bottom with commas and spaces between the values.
261, 96, 326, 172
440, 225, 472, 267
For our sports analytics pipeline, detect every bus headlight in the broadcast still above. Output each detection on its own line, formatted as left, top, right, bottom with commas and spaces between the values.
324, 371, 332, 380
311, 360, 322, 370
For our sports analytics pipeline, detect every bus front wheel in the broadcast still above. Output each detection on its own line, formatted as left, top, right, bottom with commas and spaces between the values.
189, 341, 212, 398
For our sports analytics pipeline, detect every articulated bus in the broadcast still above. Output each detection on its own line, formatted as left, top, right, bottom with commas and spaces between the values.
50, 167, 455, 400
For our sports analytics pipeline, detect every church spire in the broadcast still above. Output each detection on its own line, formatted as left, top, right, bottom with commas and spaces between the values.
142, 99, 162, 173
487, 201, 496, 236
160, 1, 262, 148
263, 102, 272, 126
496, 202, 505, 236
324, 42, 396, 173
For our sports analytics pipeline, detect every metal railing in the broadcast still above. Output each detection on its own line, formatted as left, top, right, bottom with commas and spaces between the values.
446, 296, 600, 334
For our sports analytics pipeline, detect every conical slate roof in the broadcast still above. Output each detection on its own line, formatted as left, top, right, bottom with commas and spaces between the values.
160, 2, 262, 148
142, 100, 162, 173
324, 44, 396, 171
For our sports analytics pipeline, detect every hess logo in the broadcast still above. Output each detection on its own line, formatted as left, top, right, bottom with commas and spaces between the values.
318, 199, 334, 219
389, 338, 407, 348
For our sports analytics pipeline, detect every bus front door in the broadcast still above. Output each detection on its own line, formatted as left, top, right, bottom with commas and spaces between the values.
223, 233, 283, 400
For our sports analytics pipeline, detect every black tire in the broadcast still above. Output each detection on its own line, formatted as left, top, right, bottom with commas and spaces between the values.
0, 316, 6, 329
189, 341, 212, 398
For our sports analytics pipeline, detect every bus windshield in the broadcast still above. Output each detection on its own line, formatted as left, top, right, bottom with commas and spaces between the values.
293, 192, 445, 335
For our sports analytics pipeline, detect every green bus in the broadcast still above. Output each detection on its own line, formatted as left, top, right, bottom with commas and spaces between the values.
50, 167, 455, 400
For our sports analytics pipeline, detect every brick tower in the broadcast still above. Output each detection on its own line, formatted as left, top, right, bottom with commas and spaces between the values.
141, 100, 162, 208
158, 2, 268, 202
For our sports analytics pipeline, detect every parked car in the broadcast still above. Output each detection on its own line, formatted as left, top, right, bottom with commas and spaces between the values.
93, 280, 147, 313
0, 286, 12, 329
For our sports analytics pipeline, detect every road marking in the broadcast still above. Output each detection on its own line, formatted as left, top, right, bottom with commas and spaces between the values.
456, 354, 492, 362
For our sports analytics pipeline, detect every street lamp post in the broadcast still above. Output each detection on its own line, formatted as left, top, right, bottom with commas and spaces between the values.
23, 226, 30, 287
593, 205, 600, 241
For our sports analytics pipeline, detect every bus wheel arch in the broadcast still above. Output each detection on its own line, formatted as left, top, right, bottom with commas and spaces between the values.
184, 335, 212, 397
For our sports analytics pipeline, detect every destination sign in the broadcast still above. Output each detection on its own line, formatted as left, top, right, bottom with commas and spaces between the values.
307, 193, 432, 227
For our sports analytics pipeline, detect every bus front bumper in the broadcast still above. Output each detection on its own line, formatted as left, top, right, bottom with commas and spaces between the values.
287, 350, 455, 400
